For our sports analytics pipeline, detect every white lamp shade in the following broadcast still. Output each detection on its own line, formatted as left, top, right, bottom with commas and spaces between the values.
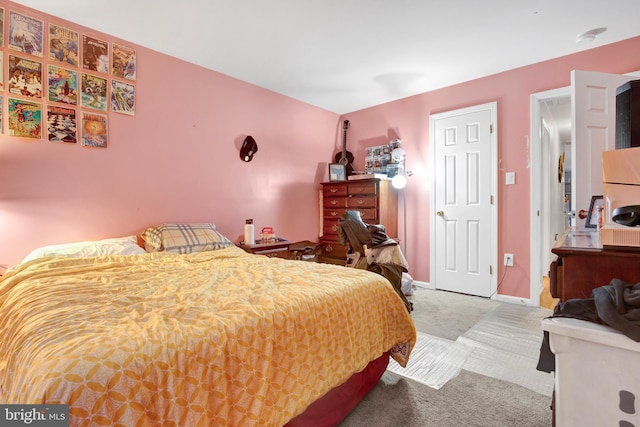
391, 147, 406, 162
391, 174, 407, 189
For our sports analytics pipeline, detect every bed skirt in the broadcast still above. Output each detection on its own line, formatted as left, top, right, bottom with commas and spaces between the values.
284, 351, 390, 427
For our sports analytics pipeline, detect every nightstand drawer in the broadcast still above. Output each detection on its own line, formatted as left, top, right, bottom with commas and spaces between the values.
253, 247, 289, 258
237, 240, 291, 259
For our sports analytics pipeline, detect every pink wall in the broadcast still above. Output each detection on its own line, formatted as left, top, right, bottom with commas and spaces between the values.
343, 36, 640, 298
3, 0, 640, 301
0, 1, 339, 268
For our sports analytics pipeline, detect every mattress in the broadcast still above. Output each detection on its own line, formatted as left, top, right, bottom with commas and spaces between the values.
0, 246, 415, 426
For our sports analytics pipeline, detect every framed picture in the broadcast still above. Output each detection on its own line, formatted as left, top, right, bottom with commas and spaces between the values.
329, 163, 346, 181
585, 195, 604, 228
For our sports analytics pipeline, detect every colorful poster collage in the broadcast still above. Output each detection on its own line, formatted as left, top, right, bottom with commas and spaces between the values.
0, 7, 137, 147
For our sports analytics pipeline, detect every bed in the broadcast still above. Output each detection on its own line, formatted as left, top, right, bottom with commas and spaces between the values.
0, 224, 416, 426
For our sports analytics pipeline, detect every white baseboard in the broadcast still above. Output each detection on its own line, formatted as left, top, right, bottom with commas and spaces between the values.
413, 280, 433, 290
413, 281, 540, 307
494, 293, 539, 307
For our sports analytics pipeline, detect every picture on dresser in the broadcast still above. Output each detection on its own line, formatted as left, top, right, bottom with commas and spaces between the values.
329, 163, 346, 181
585, 195, 604, 228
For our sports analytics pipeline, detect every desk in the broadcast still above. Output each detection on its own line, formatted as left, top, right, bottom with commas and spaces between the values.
550, 227, 640, 301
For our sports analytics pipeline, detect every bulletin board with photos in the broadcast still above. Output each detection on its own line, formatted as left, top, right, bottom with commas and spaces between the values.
364, 139, 401, 176
0, 6, 137, 148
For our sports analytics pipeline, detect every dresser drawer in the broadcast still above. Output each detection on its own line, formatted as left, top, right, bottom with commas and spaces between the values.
324, 195, 348, 208
355, 208, 377, 222
318, 241, 348, 260
324, 208, 346, 221
323, 184, 348, 197
347, 196, 376, 209
323, 219, 342, 237
323, 208, 376, 231
347, 182, 377, 195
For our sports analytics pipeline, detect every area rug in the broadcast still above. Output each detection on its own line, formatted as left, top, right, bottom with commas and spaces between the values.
456, 303, 555, 396
387, 331, 473, 389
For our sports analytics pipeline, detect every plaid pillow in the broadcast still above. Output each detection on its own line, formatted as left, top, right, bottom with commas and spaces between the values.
142, 223, 234, 254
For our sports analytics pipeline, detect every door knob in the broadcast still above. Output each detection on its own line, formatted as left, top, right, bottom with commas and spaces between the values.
578, 209, 587, 220
437, 210, 444, 217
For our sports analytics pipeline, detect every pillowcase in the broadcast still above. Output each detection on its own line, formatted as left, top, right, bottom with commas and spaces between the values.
22, 235, 146, 263
141, 223, 234, 254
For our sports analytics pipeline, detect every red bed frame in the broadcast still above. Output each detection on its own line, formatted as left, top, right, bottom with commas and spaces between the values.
284, 351, 390, 427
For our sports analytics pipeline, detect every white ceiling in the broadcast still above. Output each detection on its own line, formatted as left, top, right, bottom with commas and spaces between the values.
10, 0, 640, 114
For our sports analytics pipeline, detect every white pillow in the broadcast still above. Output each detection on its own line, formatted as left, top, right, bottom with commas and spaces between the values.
21, 235, 146, 263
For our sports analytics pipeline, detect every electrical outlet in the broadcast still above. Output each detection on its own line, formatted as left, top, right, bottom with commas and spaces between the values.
504, 253, 514, 267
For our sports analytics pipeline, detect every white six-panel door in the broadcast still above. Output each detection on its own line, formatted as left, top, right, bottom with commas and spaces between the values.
430, 102, 496, 297
571, 70, 630, 226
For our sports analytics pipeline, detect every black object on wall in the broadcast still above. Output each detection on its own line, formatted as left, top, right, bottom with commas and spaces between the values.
240, 136, 258, 162
616, 79, 640, 149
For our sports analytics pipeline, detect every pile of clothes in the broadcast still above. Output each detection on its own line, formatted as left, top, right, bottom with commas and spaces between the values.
537, 278, 640, 372
338, 210, 413, 312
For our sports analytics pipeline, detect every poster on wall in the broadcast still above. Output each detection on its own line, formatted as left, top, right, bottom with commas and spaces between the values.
0, 8, 5, 47
49, 24, 79, 66
8, 11, 43, 57
0, 96, 3, 133
8, 97, 42, 139
112, 43, 136, 81
81, 111, 108, 148
0, 54, 4, 89
80, 72, 107, 111
47, 105, 77, 143
111, 79, 135, 115
48, 64, 78, 105
8, 55, 42, 98
82, 34, 108, 74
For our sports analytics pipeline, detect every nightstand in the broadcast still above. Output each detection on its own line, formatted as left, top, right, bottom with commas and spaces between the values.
238, 239, 291, 259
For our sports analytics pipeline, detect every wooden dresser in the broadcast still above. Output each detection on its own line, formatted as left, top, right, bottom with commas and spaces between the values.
318, 178, 397, 264
550, 227, 640, 301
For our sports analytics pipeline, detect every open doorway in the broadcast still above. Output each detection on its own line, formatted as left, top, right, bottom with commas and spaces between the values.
530, 87, 571, 305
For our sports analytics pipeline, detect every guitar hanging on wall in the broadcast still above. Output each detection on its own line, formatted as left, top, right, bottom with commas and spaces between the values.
334, 119, 354, 176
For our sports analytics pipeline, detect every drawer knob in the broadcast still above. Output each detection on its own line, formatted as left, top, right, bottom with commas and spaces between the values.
330, 200, 338, 206
330, 188, 338, 193
332, 224, 339, 232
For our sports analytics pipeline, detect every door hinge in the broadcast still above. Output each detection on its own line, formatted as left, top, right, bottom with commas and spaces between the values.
490, 265, 493, 275
490, 195, 494, 204
490, 124, 494, 133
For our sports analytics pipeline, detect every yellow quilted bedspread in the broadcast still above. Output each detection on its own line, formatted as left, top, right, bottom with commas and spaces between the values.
0, 246, 415, 427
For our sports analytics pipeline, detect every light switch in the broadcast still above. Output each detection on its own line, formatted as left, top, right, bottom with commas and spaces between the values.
505, 172, 515, 185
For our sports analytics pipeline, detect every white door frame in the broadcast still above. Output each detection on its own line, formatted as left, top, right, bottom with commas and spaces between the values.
530, 86, 570, 305
429, 101, 498, 298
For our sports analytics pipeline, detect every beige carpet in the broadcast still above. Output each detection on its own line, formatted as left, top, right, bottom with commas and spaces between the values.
339, 287, 554, 426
